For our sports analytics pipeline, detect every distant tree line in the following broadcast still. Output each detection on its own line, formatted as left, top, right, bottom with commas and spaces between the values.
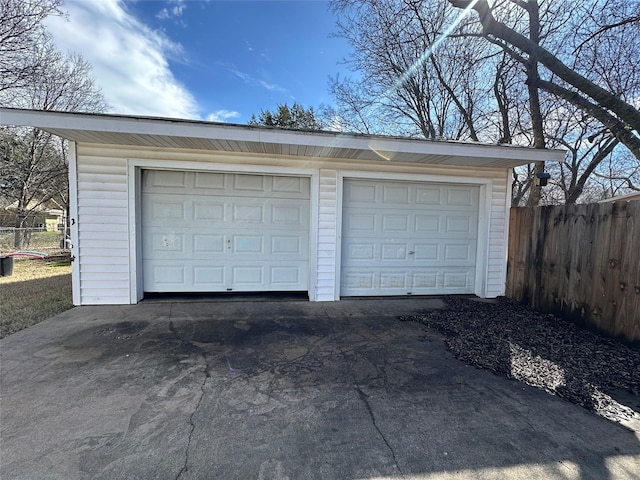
248, 102, 324, 130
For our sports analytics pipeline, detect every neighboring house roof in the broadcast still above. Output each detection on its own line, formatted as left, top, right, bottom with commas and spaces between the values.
598, 191, 640, 203
0, 108, 566, 168
4, 200, 64, 215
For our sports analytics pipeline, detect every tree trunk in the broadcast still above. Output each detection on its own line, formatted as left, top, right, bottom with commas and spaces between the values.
493, 58, 512, 144
525, 1, 546, 207
527, 161, 545, 206
13, 211, 27, 250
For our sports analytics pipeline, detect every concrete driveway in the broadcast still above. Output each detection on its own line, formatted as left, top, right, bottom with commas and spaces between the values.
1, 298, 639, 479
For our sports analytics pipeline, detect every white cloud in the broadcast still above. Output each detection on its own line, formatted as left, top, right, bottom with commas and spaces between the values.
44, 0, 199, 119
157, 0, 186, 21
206, 110, 241, 123
229, 68, 289, 96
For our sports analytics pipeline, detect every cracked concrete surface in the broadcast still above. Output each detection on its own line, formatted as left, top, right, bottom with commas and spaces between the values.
356, 386, 403, 477
1, 298, 639, 479
176, 351, 210, 480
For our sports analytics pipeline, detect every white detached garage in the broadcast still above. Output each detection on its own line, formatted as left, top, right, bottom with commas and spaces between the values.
1, 108, 565, 305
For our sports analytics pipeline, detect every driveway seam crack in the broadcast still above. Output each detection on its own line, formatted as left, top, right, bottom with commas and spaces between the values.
356, 386, 403, 477
176, 351, 210, 480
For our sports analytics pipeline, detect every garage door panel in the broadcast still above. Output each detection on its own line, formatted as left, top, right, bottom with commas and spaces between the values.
382, 214, 410, 232
146, 264, 187, 288
342, 268, 476, 296
414, 243, 439, 260
446, 215, 474, 233
380, 272, 409, 289
444, 243, 474, 262
142, 194, 185, 224
147, 232, 185, 254
144, 262, 310, 293
412, 272, 438, 289
345, 212, 477, 237
416, 186, 442, 205
232, 203, 264, 224
232, 265, 264, 285
415, 215, 441, 232
142, 170, 309, 293
271, 236, 303, 254
233, 235, 263, 253
443, 271, 473, 289
447, 188, 475, 205
230, 198, 308, 227
230, 233, 308, 257
193, 201, 225, 221
234, 173, 265, 191
144, 170, 310, 198
271, 265, 303, 286
342, 179, 479, 297
193, 234, 225, 254
348, 183, 377, 203
382, 185, 411, 204
343, 239, 476, 262
344, 242, 376, 261
148, 170, 187, 188
272, 204, 305, 225
343, 272, 375, 291
151, 200, 186, 220
193, 266, 225, 286
343, 212, 376, 232
272, 176, 307, 194
194, 171, 226, 189
381, 244, 409, 260
229, 263, 308, 289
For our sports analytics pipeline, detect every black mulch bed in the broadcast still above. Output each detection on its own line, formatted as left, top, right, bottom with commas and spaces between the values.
400, 296, 640, 423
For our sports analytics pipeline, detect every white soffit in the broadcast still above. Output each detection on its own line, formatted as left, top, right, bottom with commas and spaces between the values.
0, 108, 567, 168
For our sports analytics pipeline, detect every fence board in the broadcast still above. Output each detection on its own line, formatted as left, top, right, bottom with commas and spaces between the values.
507, 201, 640, 343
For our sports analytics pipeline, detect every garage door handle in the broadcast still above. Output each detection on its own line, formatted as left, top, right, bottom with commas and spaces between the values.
408, 251, 415, 255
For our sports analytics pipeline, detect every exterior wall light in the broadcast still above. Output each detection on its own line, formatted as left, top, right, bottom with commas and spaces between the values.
535, 172, 551, 187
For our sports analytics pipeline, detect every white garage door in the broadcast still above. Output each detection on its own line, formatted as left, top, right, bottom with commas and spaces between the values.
341, 179, 480, 296
142, 170, 310, 293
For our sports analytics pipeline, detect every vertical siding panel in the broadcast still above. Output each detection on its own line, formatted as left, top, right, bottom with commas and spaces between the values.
316, 169, 338, 300
487, 170, 509, 297
76, 146, 130, 305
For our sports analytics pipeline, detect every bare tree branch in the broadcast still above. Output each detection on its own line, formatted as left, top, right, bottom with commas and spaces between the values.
449, 0, 640, 134
573, 14, 640, 52
537, 78, 640, 161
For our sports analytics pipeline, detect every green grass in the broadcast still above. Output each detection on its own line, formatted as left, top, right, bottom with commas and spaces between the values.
0, 255, 73, 338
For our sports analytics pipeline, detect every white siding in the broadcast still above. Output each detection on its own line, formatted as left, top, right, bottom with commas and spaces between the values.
316, 169, 338, 301
76, 147, 130, 304
486, 180, 509, 297
74, 143, 511, 304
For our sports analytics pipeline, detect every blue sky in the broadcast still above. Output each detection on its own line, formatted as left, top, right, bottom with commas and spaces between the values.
44, 0, 352, 123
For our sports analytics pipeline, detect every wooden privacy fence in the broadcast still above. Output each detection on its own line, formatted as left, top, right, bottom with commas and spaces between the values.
507, 201, 640, 343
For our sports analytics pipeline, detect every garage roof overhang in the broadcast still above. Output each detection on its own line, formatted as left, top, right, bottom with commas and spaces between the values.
0, 108, 566, 168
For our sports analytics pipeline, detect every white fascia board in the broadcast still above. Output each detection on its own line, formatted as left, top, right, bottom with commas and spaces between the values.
0, 107, 567, 164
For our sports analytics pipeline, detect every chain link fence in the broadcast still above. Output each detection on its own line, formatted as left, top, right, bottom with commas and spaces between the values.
0, 227, 71, 255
